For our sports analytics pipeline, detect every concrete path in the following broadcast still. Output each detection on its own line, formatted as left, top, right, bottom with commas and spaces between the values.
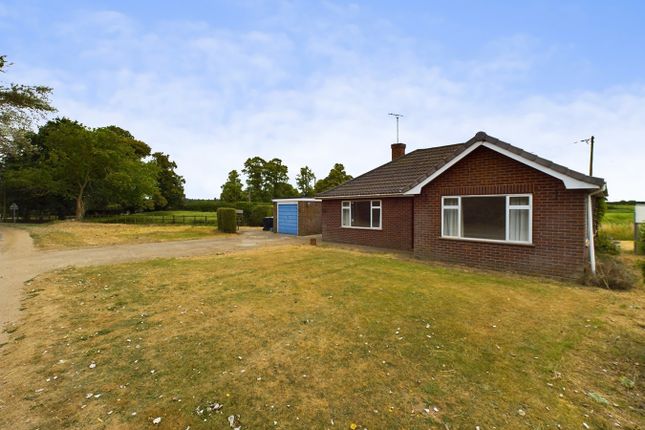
0, 226, 298, 343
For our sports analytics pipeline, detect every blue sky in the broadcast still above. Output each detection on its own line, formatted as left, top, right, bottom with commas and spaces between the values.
1, 0, 643, 199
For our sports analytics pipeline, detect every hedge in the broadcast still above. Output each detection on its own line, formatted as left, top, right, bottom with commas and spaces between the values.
217, 208, 237, 233
247, 204, 274, 227
183, 200, 276, 227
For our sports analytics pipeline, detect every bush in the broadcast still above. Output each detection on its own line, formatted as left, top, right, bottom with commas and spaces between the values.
585, 255, 638, 290
639, 224, 645, 254
595, 230, 620, 255
217, 208, 237, 233
247, 204, 273, 226
182, 199, 218, 212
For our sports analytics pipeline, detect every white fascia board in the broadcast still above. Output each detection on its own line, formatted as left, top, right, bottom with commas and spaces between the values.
403, 141, 600, 195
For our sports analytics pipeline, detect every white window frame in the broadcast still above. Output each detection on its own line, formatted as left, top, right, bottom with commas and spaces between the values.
440, 194, 532, 244
341, 200, 382, 230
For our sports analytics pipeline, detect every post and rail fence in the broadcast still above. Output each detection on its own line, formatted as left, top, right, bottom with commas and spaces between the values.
84, 214, 218, 226
0, 214, 218, 226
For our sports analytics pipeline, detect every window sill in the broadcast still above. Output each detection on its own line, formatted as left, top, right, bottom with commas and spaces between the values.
341, 225, 383, 231
440, 236, 534, 246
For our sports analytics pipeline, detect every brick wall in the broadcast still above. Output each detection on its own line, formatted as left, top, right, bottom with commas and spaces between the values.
414, 146, 589, 279
322, 197, 414, 250
299, 201, 322, 236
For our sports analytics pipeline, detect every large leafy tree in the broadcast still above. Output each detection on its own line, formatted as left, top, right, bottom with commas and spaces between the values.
151, 152, 185, 209
314, 163, 352, 194
220, 169, 245, 202
5, 118, 160, 219
242, 156, 267, 202
264, 158, 292, 199
241, 156, 298, 201
296, 166, 316, 197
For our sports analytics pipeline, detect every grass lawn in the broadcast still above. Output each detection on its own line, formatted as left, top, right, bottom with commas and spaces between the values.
22, 221, 221, 249
601, 203, 635, 241
0, 246, 643, 429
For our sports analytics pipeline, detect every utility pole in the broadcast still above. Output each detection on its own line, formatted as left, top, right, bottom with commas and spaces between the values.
576, 136, 595, 176
589, 135, 594, 176
388, 113, 403, 143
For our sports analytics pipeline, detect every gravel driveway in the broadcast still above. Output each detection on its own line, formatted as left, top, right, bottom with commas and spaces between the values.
0, 226, 297, 343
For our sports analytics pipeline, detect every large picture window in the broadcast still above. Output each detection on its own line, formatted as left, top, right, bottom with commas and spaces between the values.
441, 195, 532, 243
342, 200, 381, 229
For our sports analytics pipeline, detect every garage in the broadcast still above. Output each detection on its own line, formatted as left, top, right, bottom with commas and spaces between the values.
273, 198, 322, 236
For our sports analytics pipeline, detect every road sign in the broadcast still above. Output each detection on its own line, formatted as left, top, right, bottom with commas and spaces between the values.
9, 203, 18, 223
636, 204, 645, 224
636, 204, 645, 256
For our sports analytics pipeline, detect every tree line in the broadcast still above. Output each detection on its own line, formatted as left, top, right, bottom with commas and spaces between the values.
0, 55, 185, 219
220, 161, 352, 202
1, 54, 354, 219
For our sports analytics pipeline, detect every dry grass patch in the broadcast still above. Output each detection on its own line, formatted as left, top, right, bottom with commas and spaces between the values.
0, 246, 643, 429
22, 221, 222, 249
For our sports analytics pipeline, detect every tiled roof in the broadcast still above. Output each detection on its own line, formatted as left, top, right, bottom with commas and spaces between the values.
316, 132, 605, 198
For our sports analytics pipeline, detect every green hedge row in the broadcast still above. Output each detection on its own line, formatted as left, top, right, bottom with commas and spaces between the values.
217, 208, 237, 233
182, 200, 273, 227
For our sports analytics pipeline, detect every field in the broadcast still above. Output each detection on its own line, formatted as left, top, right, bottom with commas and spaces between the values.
22, 221, 221, 249
601, 203, 635, 241
0, 246, 642, 429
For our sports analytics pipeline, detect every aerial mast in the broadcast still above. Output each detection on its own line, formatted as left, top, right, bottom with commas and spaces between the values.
388, 113, 404, 143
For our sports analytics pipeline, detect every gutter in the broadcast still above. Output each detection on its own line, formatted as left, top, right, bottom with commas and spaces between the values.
587, 184, 607, 275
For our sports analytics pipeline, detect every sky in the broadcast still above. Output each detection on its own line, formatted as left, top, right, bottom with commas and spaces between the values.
1, 0, 643, 200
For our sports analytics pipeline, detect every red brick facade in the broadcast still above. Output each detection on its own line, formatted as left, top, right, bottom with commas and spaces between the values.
321, 197, 414, 250
321, 146, 590, 279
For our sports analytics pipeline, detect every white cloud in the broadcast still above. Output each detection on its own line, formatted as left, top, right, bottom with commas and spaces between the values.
7, 6, 644, 201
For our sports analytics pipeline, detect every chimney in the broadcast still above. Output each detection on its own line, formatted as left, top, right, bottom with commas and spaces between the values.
391, 143, 406, 161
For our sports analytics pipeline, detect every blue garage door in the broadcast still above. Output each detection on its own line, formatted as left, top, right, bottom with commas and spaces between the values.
278, 203, 298, 235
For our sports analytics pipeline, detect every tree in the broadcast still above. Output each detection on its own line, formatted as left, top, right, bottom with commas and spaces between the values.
0, 55, 55, 159
220, 170, 245, 202
10, 118, 160, 219
296, 166, 316, 197
242, 156, 267, 202
151, 152, 185, 209
314, 163, 353, 194
1, 55, 55, 218
264, 158, 290, 199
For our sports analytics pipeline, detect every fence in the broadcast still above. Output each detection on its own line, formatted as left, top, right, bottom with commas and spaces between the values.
0, 214, 61, 223
85, 215, 217, 226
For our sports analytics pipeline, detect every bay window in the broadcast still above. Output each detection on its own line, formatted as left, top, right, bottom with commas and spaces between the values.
441, 195, 532, 243
342, 200, 381, 229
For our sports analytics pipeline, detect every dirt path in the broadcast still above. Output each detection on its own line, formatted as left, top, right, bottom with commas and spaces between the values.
0, 226, 298, 343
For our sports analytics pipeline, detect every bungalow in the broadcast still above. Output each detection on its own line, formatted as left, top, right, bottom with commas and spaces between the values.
316, 132, 607, 279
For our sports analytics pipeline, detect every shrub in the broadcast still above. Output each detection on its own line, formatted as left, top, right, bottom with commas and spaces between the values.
217, 208, 237, 233
585, 255, 638, 290
595, 231, 620, 255
639, 224, 645, 254
182, 199, 219, 212
247, 204, 273, 226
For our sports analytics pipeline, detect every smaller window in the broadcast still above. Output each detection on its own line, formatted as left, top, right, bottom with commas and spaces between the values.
507, 195, 531, 242
442, 197, 460, 237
